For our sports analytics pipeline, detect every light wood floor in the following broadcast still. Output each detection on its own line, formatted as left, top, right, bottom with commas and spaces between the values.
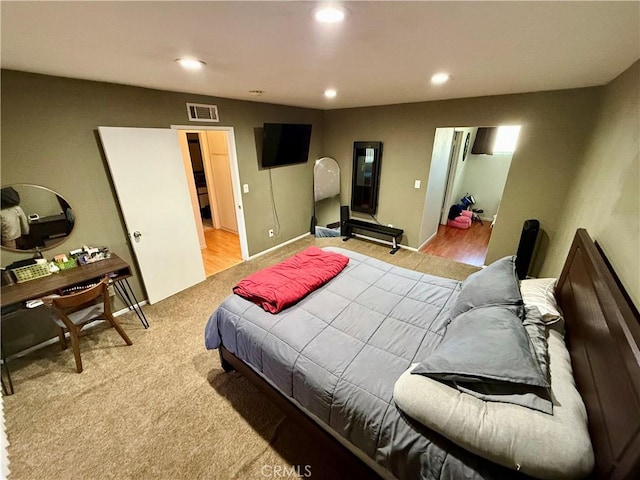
201, 227, 243, 276
420, 221, 493, 267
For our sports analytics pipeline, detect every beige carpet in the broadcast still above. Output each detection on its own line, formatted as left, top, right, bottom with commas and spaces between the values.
3, 237, 478, 480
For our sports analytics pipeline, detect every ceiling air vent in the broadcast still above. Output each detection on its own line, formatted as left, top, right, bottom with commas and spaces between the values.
186, 103, 219, 122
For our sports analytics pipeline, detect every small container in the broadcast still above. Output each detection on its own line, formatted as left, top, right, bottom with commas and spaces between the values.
1, 268, 15, 286
10, 262, 52, 283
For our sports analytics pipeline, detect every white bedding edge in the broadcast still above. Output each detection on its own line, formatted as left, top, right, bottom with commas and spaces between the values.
393, 329, 594, 480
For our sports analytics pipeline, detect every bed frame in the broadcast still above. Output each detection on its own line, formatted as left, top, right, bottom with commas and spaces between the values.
555, 229, 640, 479
220, 228, 640, 479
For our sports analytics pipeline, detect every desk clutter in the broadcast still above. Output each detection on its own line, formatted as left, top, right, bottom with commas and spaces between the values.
5, 260, 51, 283
2, 246, 111, 285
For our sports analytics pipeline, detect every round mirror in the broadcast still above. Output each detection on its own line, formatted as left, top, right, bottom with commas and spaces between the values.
1, 184, 75, 252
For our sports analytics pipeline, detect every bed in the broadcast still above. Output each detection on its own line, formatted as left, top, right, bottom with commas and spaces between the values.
204, 229, 640, 480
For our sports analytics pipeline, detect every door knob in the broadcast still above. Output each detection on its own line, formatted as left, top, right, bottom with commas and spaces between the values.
133, 231, 142, 239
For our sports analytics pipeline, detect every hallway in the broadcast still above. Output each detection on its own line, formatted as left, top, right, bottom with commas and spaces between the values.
421, 221, 493, 267
201, 228, 242, 276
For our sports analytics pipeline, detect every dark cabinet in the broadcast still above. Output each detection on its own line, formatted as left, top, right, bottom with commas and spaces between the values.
351, 141, 382, 214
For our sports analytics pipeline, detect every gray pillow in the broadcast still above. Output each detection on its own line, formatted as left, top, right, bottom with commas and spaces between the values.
412, 304, 552, 413
450, 256, 523, 320
523, 305, 549, 383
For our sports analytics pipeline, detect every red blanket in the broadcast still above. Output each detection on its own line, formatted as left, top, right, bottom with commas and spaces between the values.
233, 246, 349, 313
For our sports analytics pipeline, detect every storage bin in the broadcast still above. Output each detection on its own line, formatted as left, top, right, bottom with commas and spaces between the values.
10, 263, 52, 283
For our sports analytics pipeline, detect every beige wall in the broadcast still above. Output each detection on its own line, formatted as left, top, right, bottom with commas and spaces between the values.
323, 88, 601, 277
1, 69, 324, 272
542, 60, 639, 308
456, 151, 513, 220
0, 70, 323, 353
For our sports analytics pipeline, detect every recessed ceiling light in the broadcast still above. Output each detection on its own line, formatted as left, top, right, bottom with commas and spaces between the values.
176, 58, 206, 70
324, 89, 337, 98
314, 6, 348, 23
431, 73, 451, 84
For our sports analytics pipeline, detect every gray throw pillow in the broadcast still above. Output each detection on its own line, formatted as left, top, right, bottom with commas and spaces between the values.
450, 256, 523, 320
412, 304, 552, 413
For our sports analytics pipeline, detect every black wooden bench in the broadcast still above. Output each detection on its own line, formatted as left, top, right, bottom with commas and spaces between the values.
342, 219, 404, 254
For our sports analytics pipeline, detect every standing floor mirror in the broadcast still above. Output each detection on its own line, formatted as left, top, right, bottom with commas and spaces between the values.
311, 157, 341, 237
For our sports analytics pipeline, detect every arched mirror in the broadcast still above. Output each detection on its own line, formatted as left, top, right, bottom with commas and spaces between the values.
311, 157, 342, 237
1, 184, 75, 252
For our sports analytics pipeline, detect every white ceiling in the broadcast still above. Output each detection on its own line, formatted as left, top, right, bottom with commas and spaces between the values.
2, 1, 639, 110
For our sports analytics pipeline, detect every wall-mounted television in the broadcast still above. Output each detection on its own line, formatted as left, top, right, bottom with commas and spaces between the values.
261, 123, 312, 168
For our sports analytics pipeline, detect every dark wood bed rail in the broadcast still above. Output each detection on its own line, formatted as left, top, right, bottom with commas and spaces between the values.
556, 229, 640, 480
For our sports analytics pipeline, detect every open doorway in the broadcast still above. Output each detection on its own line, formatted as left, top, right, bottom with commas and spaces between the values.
185, 133, 213, 229
175, 127, 246, 277
420, 125, 520, 266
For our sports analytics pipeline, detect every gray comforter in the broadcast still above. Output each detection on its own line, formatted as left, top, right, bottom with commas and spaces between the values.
205, 247, 524, 480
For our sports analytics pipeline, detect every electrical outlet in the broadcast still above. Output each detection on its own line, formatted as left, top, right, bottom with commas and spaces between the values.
268, 229, 274, 238
388, 224, 393, 228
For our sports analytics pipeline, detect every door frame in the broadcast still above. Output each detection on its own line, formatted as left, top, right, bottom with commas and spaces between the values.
171, 125, 248, 261
418, 127, 455, 248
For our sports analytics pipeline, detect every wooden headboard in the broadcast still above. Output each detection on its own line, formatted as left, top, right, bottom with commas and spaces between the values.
556, 229, 640, 480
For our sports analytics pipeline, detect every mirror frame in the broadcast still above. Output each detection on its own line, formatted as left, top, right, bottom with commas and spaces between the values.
0, 184, 75, 253
351, 141, 382, 215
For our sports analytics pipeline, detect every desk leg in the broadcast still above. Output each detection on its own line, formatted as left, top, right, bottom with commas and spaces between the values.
1, 347, 14, 396
114, 279, 149, 329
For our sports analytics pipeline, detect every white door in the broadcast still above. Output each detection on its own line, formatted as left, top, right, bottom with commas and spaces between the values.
98, 127, 206, 304
205, 131, 238, 232
418, 128, 455, 246
440, 131, 463, 224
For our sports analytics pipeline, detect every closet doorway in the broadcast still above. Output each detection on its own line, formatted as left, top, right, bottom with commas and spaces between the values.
175, 127, 245, 277
419, 125, 520, 266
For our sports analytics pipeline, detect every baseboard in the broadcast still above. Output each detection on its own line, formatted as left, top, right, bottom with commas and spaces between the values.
249, 232, 311, 260
418, 231, 438, 251
4, 301, 147, 363
114, 301, 148, 317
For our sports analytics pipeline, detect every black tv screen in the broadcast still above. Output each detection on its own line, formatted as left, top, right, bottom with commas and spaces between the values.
261, 123, 312, 168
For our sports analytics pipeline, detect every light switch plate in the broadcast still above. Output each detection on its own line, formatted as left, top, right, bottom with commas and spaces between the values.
243, 184, 249, 193
414, 180, 421, 189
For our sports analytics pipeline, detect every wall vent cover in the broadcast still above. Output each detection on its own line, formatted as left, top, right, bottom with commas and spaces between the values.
186, 103, 219, 122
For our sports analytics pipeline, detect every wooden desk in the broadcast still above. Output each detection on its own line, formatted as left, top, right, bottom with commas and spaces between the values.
0, 254, 148, 395
1, 254, 148, 328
